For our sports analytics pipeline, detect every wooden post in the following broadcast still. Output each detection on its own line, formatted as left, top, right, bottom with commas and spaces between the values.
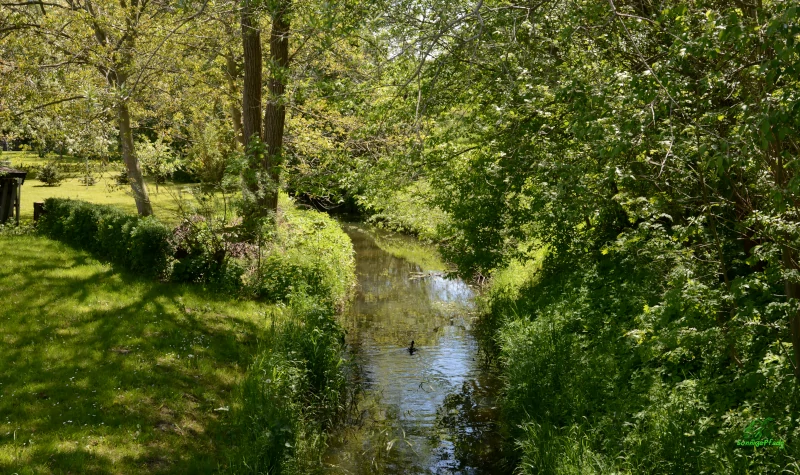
33, 202, 44, 222
0, 180, 9, 223
15, 178, 21, 225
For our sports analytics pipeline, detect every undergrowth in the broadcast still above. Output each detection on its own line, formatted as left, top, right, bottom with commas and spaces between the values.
484, 245, 800, 474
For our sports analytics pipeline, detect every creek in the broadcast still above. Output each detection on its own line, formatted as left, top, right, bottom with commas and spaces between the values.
324, 223, 508, 474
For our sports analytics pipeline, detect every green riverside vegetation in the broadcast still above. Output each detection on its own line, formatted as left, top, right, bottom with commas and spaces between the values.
0, 199, 355, 473
5, 0, 800, 472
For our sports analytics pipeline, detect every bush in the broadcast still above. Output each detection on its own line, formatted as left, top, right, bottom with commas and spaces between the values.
247, 202, 355, 308
185, 119, 235, 185
115, 169, 129, 185
169, 215, 249, 292
38, 198, 174, 278
78, 173, 96, 186
36, 196, 355, 304
487, 242, 800, 474
37, 162, 62, 186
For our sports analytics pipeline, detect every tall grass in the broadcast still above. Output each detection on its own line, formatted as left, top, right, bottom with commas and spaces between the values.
224, 296, 355, 474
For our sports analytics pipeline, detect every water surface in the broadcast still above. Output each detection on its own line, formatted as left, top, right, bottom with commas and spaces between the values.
325, 224, 505, 474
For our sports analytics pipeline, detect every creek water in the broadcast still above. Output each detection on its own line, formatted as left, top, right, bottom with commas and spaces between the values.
324, 224, 507, 474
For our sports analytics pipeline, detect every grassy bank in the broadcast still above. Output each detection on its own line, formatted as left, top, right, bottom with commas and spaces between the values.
0, 235, 272, 473
0, 201, 356, 473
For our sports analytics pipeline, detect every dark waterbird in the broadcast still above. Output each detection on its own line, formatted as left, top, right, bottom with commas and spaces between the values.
408, 340, 417, 355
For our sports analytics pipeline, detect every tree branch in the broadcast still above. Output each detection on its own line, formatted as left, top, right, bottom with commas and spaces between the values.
13, 95, 86, 117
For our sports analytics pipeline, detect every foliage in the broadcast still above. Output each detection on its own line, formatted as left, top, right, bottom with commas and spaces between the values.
37, 198, 174, 278
248, 201, 356, 308
239, 136, 280, 233
358, 180, 448, 241
8, 0, 800, 471
368, 0, 800, 472
136, 138, 181, 187
224, 296, 353, 474
185, 119, 236, 185
169, 214, 250, 294
36, 161, 61, 186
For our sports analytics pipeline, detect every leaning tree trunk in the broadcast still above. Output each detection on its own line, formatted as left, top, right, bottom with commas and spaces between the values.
90, 4, 152, 217
118, 99, 153, 217
261, 6, 290, 214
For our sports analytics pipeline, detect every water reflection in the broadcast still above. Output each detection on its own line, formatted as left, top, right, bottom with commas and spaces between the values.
325, 224, 507, 474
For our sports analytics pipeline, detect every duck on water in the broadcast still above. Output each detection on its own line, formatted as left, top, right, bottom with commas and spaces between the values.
408, 340, 418, 355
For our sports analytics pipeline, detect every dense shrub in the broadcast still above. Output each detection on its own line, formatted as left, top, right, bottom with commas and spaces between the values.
247, 203, 355, 308
38, 198, 174, 278
169, 215, 249, 293
37, 162, 62, 186
485, 242, 800, 474
36, 197, 355, 305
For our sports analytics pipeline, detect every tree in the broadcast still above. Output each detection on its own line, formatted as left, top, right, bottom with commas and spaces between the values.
240, 0, 291, 228
0, 0, 208, 216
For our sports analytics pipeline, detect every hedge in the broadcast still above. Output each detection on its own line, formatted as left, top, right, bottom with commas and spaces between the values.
36, 198, 355, 306
37, 198, 174, 278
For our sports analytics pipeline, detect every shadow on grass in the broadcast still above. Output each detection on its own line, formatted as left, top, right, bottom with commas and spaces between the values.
0, 235, 268, 474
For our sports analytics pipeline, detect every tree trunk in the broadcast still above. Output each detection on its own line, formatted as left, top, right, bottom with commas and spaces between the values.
225, 51, 245, 147
241, 2, 262, 146
262, 5, 290, 214
782, 248, 800, 379
118, 100, 153, 217
240, 0, 265, 231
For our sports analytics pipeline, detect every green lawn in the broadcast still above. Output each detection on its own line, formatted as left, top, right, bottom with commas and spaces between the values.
1, 151, 84, 166
20, 178, 194, 224
2, 150, 203, 224
0, 235, 280, 474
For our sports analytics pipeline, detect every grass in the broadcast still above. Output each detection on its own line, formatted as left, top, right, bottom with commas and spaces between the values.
1, 151, 84, 165
0, 234, 284, 474
2, 151, 201, 224
20, 178, 196, 225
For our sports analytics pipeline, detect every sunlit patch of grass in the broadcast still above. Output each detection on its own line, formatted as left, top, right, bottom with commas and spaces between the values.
18, 177, 198, 225
1, 150, 84, 165
0, 235, 284, 473
2, 151, 209, 225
